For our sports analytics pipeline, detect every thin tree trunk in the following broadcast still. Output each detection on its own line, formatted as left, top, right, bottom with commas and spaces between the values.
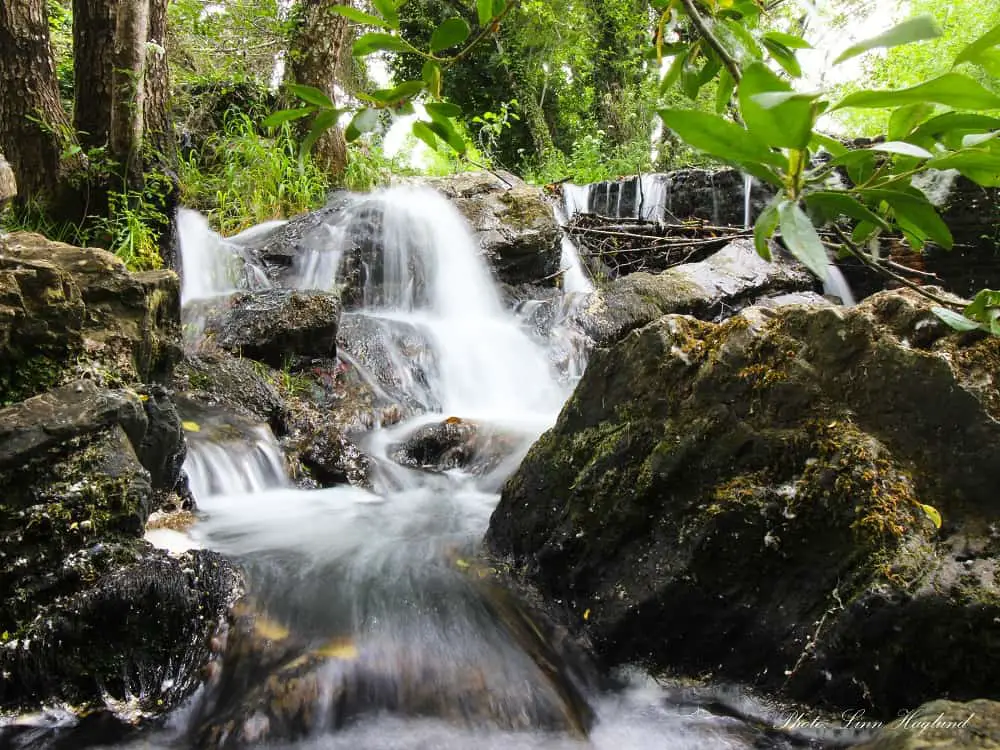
144, 0, 175, 166
287, 0, 350, 178
0, 0, 79, 215
73, 0, 116, 149
494, 37, 556, 157
110, 0, 150, 187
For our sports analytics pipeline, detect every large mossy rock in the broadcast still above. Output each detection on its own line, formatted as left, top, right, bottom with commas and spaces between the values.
202, 288, 341, 368
417, 172, 562, 286
0, 379, 243, 713
487, 289, 1000, 716
856, 698, 1000, 749
0, 232, 181, 404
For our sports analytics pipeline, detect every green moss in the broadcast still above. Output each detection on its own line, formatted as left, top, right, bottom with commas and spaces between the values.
0, 353, 66, 406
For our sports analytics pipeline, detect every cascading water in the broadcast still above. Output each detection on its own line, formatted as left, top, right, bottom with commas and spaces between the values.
124, 184, 783, 750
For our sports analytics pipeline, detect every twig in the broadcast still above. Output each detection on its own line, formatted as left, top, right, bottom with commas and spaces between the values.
678, 0, 742, 84
829, 226, 970, 308
885, 258, 940, 280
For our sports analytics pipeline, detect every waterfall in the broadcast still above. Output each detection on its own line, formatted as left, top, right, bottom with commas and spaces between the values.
743, 174, 753, 229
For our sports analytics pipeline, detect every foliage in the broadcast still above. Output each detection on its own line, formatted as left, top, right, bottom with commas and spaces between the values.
177, 112, 330, 234
524, 130, 654, 184
647, 0, 1000, 330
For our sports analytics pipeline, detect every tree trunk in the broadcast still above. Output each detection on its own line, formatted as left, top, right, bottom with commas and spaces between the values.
0, 0, 79, 215
110, 0, 150, 187
287, 0, 350, 178
73, 0, 116, 149
144, 0, 175, 166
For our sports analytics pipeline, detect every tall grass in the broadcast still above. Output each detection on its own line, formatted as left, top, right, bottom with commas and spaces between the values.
178, 111, 330, 235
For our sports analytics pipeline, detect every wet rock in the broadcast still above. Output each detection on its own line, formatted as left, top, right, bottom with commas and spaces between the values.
0, 232, 181, 403
0, 548, 243, 714
388, 418, 521, 476
583, 168, 775, 226
416, 172, 563, 286
566, 238, 813, 347
855, 699, 1000, 749
488, 289, 1000, 716
337, 312, 438, 415
297, 423, 371, 487
188, 567, 595, 747
173, 350, 288, 432
203, 288, 341, 368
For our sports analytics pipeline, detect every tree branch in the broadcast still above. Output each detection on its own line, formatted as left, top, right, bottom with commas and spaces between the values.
678, 0, 741, 84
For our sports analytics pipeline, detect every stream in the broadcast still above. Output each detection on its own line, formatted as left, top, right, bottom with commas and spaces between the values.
102, 185, 805, 749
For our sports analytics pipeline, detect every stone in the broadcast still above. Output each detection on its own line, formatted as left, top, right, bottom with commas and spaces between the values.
564, 238, 813, 348
388, 418, 523, 477
203, 288, 341, 368
855, 699, 1000, 749
487, 288, 1000, 716
0, 232, 181, 404
417, 172, 563, 286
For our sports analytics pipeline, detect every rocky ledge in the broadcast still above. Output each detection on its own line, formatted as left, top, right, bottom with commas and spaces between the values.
488, 289, 1000, 717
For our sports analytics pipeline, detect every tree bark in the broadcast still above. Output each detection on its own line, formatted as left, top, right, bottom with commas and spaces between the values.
110, 0, 150, 187
0, 0, 79, 214
287, 0, 350, 178
73, 0, 116, 149
144, 0, 175, 166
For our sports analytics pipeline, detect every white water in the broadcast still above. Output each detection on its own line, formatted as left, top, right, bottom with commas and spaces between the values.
107, 184, 776, 749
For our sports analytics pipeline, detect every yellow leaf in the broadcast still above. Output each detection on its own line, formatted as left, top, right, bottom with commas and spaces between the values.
182, 420, 201, 432
583, 608, 591, 621
253, 617, 289, 641
920, 503, 942, 529
445, 416, 462, 424
139, 394, 149, 402
316, 639, 358, 660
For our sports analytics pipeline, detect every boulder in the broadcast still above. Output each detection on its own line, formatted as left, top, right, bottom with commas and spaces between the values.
0, 232, 181, 404
487, 289, 1000, 716
388, 418, 522, 477
416, 172, 563, 286
563, 238, 813, 348
856, 699, 1000, 749
203, 288, 341, 368
0, 380, 242, 714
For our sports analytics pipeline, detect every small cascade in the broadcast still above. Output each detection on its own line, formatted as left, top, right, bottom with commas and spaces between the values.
184, 421, 289, 500
743, 174, 753, 229
823, 263, 856, 307
637, 174, 667, 222
177, 209, 271, 304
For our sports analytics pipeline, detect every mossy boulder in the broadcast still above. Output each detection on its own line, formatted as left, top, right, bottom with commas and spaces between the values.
416, 172, 562, 286
388, 417, 524, 477
487, 289, 1000, 716
856, 698, 1000, 749
548, 238, 813, 349
0, 380, 242, 714
0, 232, 181, 404
202, 288, 341, 368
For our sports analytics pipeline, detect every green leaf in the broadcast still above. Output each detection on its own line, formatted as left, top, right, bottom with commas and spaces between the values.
412, 120, 439, 150
657, 108, 788, 170
833, 15, 941, 65
301, 108, 340, 156
753, 199, 779, 261
928, 151, 1000, 187
422, 60, 442, 98
859, 188, 953, 248
804, 191, 892, 231
659, 49, 688, 94
371, 0, 399, 28
426, 101, 462, 118
371, 80, 425, 103
715, 69, 736, 114
832, 73, 1000, 111
285, 83, 333, 109
762, 38, 802, 78
344, 108, 380, 143
262, 107, 316, 128
888, 102, 935, 140
763, 31, 812, 50
426, 117, 467, 154
953, 21, 1000, 67
353, 32, 413, 56
717, 18, 762, 61
492, 0, 505, 16
430, 17, 470, 52
739, 62, 815, 149
328, 6, 394, 29
919, 503, 943, 529
477, 0, 493, 26
962, 130, 1000, 148
810, 132, 847, 157
778, 199, 829, 280
932, 306, 980, 331
869, 141, 934, 159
